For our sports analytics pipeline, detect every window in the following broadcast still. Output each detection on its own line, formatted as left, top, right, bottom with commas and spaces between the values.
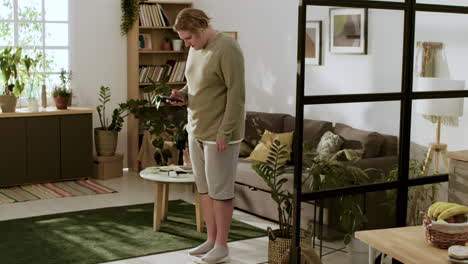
0, 0, 69, 93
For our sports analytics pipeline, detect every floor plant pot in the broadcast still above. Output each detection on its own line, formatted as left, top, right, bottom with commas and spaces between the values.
0, 95, 18, 113
268, 228, 312, 264
346, 236, 368, 264
95, 128, 118, 156
54, 96, 68, 109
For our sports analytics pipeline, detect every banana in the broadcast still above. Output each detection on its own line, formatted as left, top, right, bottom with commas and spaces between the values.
438, 205, 468, 221
428, 202, 444, 218
433, 202, 459, 219
436, 218, 447, 224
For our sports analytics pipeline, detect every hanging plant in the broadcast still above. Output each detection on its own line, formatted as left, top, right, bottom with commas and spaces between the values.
121, 0, 140, 35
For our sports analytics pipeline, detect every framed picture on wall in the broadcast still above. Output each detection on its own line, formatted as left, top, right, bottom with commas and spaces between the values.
223, 31, 238, 40
330, 8, 368, 54
305, 21, 322, 65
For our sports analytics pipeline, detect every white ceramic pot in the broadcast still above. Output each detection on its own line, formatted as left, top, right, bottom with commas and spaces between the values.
172, 39, 183, 51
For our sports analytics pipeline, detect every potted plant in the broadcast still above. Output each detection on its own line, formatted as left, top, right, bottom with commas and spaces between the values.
251, 140, 312, 264
95, 85, 131, 156
52, 87, 72, 110
125, 73, 188, 165
0, 47, 26, 112
303, 143, 383, 263
23, 52, 44, 112
57, 68, 73, 106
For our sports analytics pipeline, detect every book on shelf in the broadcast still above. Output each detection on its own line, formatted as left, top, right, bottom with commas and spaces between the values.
138, 60, 186, 84
139, 3, 170, 27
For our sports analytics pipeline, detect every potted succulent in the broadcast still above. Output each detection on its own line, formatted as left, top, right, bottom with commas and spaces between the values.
52, 87, 72, 110
252, 140, 312, 264
0, 47, 26, 112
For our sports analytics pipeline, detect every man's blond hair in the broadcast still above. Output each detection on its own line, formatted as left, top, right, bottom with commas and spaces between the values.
173, 8, 210, 32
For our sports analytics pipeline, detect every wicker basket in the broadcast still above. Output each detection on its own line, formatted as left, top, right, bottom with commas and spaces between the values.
268, 228, 312, 264
422, 212, 468, 249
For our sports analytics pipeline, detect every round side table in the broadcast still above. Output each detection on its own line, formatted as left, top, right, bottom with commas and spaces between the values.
139, 167, 204, 232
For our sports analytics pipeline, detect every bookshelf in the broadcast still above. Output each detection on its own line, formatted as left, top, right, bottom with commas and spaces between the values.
127, 1, 192, 171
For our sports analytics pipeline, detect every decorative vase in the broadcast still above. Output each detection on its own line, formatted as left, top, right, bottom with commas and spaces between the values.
0, 95, 18, 113
27, 98, 39, 112
54, 96, 68, 110
94, 128, 118, 156
172, 39, 183, 51
41, 84, 47, 108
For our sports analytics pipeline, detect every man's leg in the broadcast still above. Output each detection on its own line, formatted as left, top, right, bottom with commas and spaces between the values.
213, 198, 234, 247
202, 194, 217, 242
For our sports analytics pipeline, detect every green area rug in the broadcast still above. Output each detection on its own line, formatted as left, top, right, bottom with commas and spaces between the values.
1, 200, 266, 264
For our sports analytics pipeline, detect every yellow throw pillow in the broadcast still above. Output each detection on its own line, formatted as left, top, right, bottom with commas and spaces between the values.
245, 130, 294, 163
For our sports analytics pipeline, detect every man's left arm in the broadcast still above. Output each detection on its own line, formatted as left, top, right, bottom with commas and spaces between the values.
216, 43, 245, 144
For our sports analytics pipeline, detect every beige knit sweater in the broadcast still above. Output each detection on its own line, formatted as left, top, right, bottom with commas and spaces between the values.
179, 33, 245, 142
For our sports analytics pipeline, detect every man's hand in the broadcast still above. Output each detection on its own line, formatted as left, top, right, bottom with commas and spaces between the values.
167, 89, 185, 106
216, 138, 229, 152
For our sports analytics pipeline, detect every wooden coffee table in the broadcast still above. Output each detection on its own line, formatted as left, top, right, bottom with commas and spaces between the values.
139, 167, 204, 232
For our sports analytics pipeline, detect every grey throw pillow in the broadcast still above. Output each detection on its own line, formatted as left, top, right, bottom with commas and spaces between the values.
316, 131, 343, 159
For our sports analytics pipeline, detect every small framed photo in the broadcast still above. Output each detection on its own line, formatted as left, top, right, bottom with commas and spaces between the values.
305, 21, 322, 65
138, 33, 152, 50
330, 8, 368, 55
223, 31, 238, 40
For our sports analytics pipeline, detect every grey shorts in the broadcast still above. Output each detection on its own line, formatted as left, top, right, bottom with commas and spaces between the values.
188, 136, 240, 200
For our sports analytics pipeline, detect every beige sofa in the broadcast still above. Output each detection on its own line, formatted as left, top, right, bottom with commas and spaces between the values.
234, 111, 398, 239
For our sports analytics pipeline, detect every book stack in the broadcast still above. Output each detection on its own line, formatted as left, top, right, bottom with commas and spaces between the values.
139, 60, 186, 83
139, 3, 170, 27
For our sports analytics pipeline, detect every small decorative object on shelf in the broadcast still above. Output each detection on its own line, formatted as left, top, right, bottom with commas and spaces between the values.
52, 87, 72, 110
162, 37, 172, 51
172, 39, 183, 51
41, 84, 47, 108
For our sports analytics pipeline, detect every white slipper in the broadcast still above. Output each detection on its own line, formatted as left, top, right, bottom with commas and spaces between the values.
190, 255, 230, 264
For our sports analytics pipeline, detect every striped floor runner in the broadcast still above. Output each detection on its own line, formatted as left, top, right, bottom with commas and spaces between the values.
0, 179, 116, 204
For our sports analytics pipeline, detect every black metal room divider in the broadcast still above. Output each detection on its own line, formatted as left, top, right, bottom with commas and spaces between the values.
291, 0, 468, 263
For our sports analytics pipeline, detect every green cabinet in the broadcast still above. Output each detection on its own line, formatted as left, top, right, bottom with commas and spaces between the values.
0, 118, 27, 186
0, 113, 93, 186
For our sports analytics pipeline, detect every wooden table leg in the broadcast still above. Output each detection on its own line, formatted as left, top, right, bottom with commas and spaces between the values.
194, 191, 204, 232
162, 183, 169, 220
153, 182, 164, 231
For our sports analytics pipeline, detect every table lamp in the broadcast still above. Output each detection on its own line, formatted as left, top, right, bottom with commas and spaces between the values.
416, 77, 465, 175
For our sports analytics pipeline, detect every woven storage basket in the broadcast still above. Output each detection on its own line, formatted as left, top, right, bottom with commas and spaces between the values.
268, 228, 312, 264
422, 212, 468, 249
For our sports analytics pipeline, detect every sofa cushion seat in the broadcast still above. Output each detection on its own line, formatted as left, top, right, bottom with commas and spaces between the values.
236, 159, 309, 193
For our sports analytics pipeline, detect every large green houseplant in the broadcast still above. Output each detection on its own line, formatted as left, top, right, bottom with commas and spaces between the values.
95, 85, 146, 156
252, 140, 312, 264
125, 73, 188, 166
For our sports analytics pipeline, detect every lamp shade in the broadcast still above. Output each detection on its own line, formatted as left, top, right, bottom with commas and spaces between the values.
416, 77, 465, 117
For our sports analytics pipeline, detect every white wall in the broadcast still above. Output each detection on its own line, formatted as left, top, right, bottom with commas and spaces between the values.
70, 0, 468, 165
70, 0, 128, 166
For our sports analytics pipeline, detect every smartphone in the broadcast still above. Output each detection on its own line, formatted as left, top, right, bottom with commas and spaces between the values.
159, 95, 183, 103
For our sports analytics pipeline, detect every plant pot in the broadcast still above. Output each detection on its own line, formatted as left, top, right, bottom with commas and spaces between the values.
94, 128, 118, 156
346, 236, 368, 264
172, 39, 183, 51
0, 95, 18, 113
54, 96, 69, 110
162, 41, 172, 51
268, 229, 312, 264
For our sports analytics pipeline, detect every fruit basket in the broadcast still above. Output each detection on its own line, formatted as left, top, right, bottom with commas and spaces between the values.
422, 212, 468, 249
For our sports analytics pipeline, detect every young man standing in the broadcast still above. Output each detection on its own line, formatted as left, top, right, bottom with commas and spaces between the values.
169, 8, 245, 264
